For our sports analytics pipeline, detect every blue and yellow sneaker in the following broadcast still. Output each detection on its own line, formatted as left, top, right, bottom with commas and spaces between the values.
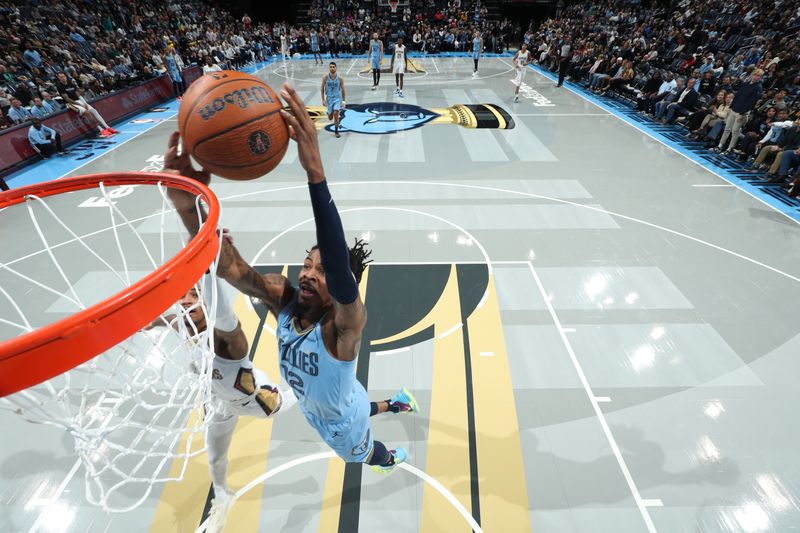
371, 447, 408, 474
388, 388, 419, 414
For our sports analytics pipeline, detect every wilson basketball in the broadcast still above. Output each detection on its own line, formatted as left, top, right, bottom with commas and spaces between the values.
179, 71, 288, 180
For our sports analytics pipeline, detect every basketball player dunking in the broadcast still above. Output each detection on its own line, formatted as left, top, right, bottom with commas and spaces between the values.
310, 29, 322, 65
513, 43, 531, 102
471, 30, 483, 78
165, 82, 419, 480
369, 33, 384, 91
322, 62, 345, 138
391, 38, 408, 98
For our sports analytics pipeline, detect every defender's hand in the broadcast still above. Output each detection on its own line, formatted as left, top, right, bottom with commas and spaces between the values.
280, 83, 325, 183
164, 131, 211, 209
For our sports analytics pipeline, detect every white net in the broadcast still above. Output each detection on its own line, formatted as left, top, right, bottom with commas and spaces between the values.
0, 178, 221, 512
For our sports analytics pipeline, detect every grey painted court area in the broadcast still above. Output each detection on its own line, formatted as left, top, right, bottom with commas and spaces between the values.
2, 57, 800, 533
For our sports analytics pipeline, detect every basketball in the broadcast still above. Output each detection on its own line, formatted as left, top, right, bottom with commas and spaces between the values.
178, 71, 288, 181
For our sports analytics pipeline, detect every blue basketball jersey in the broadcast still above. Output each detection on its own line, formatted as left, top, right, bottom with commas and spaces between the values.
325, 73, 341, 100
311, 33, 319, 49
371, 40, 381, 56
277, 291, 358, 421
473, 37, 481, 53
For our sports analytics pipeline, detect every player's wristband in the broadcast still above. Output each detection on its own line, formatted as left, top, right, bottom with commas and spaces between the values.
308, 180, 358, 304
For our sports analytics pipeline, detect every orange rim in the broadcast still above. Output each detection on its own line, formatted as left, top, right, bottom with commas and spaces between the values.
0, 173, 220, 397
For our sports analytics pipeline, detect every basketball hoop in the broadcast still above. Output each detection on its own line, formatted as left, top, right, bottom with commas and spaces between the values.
389, 0, 399, 13
0, 173, 222, 511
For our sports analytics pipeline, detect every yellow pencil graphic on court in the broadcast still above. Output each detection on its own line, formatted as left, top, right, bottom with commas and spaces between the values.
294, 102, 515, 134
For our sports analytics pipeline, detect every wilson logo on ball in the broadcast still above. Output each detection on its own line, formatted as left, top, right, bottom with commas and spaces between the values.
248, 131, 271, 155
197, 86, 276, 121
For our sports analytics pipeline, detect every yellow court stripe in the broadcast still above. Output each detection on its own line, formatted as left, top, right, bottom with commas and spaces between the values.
317, 266, 370, 533
483, 105, 507, 130
218, 292, 280, 532
148, 411, 212, 533
420, 265, 473, 533
468, 275, 532, 532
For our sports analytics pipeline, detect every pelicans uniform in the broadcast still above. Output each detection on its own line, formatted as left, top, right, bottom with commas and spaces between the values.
392, 43, 406, 74
515, 49, 531, 86
276, 292, 373, 462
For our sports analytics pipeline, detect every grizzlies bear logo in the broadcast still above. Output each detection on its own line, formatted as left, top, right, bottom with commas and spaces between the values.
324, 103, 439, 134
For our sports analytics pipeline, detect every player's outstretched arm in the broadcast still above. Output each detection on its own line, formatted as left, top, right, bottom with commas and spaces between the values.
279, 83, 366, 360
163, 132, 292, 315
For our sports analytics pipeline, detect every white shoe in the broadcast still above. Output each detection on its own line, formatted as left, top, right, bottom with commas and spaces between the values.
398, 91, 404, 98
206, 490, 235, 533
394, 88, 400, 95
514, 95, 519, 102
371, 85, 377, 91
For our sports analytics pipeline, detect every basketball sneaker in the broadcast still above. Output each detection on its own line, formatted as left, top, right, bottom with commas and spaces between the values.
107, 127, 120, 134
206, 489, 235, 533
371, 447, 408, 474
514, 95, 519, 103
394, 88, 400, 95
99, 128, 113, 137
371, 85, 377, 91
388, 388, 419, 414
398, 90, 404, 98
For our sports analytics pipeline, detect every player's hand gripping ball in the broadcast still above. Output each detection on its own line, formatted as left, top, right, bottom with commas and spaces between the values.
178, 71, 289, 180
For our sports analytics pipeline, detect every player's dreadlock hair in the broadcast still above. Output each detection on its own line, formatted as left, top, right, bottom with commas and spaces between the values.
347, 238, 373, 283
309, 238, 373, 283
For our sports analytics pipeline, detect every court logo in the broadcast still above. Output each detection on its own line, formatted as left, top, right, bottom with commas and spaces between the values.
324, 103, 438, 134
248, 131, 270, 154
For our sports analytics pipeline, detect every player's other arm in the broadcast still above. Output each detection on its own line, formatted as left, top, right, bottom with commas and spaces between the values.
279, 83, 365, 361
321, 75, 326, 105
340, 77, 346, 108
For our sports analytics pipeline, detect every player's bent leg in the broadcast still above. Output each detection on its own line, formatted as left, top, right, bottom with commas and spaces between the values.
368, 441, 408, 474
205, 410, 238, 497
369, 387, 419, 416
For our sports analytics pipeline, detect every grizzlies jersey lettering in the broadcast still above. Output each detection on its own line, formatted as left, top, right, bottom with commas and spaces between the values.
277, 290, 358, 421
325, 73, 341, 100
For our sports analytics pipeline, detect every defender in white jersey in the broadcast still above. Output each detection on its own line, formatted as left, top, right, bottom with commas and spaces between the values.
160, 134, 297, 532
280, 32, 289, 62
391, 38, 408, 97
513, 43, 531, 102
165, 84, 419, 478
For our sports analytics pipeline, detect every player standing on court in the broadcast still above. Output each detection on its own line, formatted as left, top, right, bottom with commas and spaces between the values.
471, 30, 483, 78
392, 38, 408, 98
513, 43, 531, 102
369, 32, 384, 91
310, 29, 322, 65
165, 82, 419, 477
165, 44, 186, 99
322, 62, 346, 138
280, 32, 290, 63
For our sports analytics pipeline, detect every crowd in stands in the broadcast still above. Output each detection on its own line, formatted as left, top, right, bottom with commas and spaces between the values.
531, 0, 800, 199
0, 0, 516, 140
305, 0, 519, 54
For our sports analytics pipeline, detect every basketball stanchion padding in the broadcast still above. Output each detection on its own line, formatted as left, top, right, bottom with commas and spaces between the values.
0, 173, 223, 511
